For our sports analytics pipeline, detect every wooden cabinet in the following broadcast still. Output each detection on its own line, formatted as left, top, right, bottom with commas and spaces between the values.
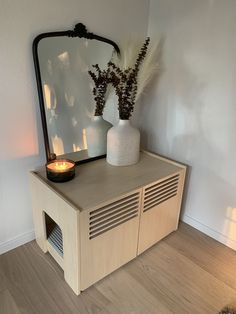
30, 151, 186, 295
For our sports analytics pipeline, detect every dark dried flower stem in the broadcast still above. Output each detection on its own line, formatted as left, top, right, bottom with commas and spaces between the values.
88, 64, 111, 116
108, 37, 150, 120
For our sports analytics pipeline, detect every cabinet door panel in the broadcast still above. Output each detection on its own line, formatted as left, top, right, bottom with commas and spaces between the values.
138, 196, 179, 254
138, 171, 185, 254
80, 189, 142, 290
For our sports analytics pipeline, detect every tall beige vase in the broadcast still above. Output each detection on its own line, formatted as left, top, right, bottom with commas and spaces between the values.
106, 119, 140, 166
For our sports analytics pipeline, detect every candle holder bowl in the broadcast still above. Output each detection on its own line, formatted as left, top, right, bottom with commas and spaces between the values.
46, 159, 76, 183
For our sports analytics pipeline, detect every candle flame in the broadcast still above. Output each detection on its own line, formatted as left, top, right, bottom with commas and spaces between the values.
55, 162, 68, 170
47, 160, 74, 172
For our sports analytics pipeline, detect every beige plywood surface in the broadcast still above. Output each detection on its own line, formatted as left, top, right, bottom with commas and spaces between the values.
33, 152, 183, 211
30, 174, 81, 295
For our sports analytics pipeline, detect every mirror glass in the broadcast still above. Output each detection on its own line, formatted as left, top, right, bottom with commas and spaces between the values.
37, 36, 115, 162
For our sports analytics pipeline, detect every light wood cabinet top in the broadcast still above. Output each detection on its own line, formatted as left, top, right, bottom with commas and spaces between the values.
32, 151, 184, 212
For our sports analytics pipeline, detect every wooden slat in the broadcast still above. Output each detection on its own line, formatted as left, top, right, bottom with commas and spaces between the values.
89, 214, 138, 240
90, 193, 139, 217
144, 185, 178, 204
89, 211, 138, 238
144, 191, 178, 212
145, 174, 179, 192
47, 225, 63, 257
144, 179, 178, 198
90, 204, 139, 228
89, 191, 140, 239
143, 173, 180, 212
90, 200, 139, 222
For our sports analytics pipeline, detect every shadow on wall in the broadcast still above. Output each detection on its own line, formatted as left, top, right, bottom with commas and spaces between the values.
134, 36, 236, 247
165, 54, 236, 246
132, 36, 165, 142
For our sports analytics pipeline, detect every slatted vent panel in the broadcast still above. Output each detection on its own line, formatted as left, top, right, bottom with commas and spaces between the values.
45, 213, 63, 257
89, 192, 140, 240
47, 224, 63, 256
143, 174, 179, 212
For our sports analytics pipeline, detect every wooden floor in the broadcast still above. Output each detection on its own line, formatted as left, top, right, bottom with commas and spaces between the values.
0, 222, 236, 314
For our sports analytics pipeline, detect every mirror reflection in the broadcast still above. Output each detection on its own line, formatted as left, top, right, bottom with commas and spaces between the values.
38, 37, 115, 161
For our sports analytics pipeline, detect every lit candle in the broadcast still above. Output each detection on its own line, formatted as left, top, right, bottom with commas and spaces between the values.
46, 159, 75, 182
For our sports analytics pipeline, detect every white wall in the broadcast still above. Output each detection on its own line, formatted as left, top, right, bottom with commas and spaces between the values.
3, 0, 235, 254
138, 0, 236, 250
0, 0, 150, 254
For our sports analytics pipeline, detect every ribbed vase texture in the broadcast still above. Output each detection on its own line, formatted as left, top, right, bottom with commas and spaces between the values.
107, 119, 140, 166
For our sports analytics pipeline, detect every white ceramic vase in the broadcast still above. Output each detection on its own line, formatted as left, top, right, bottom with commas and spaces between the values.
86, 116, 112, 157
107, 119, 140, 166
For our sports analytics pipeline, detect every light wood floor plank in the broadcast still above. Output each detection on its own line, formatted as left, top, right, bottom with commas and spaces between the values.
0, 269, 8, 293
0, 289, 21, 314
0, 243, 110, 314
0, 222, 236, 313
127, 241, 236, 313
95, 268, 173, 314
165, 223, 236, 290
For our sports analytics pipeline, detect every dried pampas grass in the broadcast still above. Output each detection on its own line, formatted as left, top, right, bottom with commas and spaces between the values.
136, 39, 162, 100
112, 37, 162, 102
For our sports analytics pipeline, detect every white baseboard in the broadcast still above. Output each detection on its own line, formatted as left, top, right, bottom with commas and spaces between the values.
182, 214, 236, 251
0, 230, 35, 255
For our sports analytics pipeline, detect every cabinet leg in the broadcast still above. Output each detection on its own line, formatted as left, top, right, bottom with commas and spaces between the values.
34, 210, 47, 253
62, 212, 80, 295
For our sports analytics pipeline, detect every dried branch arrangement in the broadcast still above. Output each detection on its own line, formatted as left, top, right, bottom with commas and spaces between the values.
108, 38, 150, 120
88, 37, 161, 119
88, 65, 111, 116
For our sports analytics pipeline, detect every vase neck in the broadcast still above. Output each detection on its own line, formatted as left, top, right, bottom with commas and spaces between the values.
118, 119, 130, 126
93, 115, 103, 121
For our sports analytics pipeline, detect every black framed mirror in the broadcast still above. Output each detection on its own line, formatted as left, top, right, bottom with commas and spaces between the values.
33, 23, 120, 164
